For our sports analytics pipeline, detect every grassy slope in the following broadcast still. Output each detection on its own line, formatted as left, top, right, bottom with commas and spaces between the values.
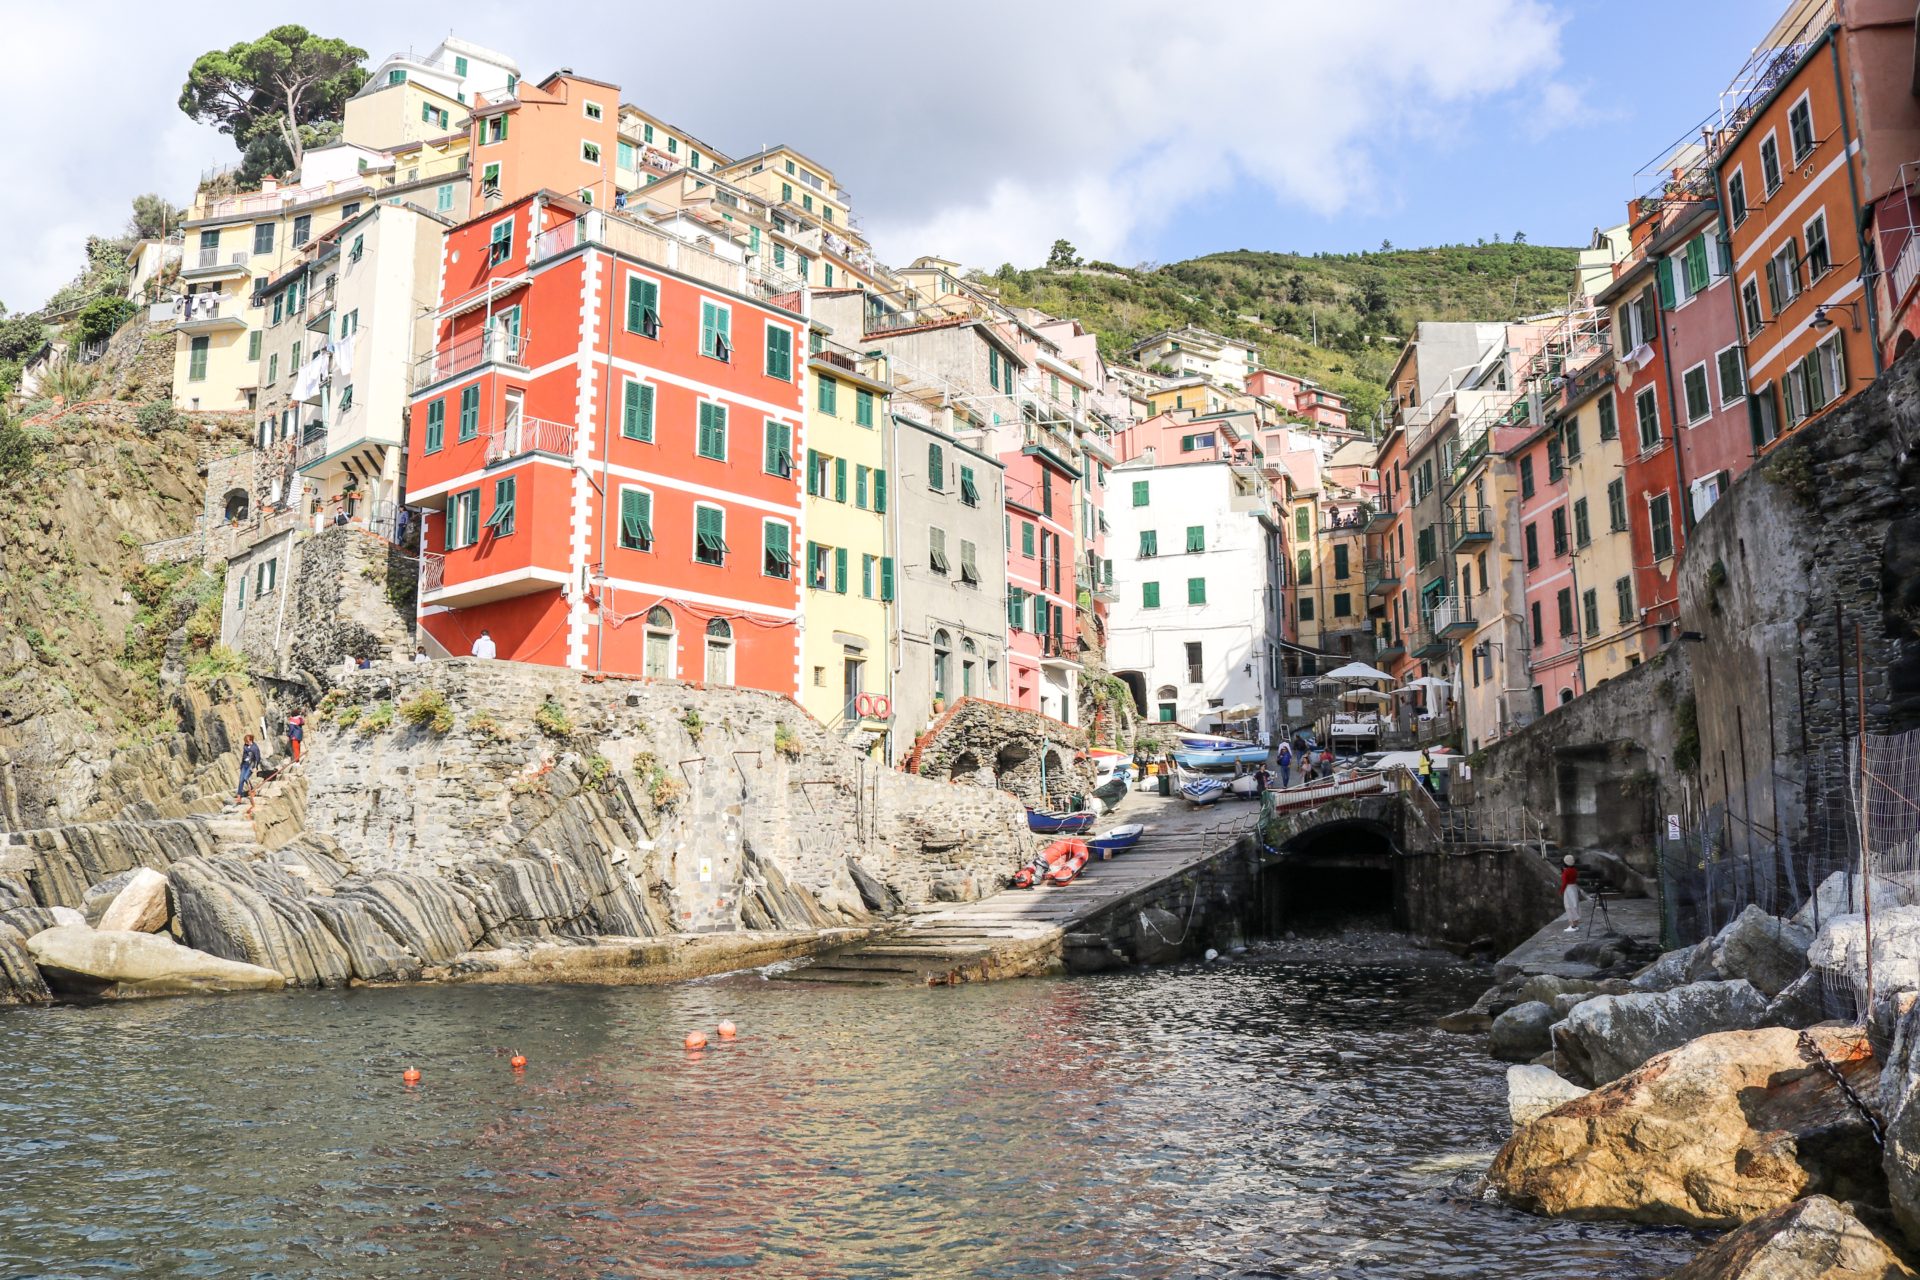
983, 243, 1583, 422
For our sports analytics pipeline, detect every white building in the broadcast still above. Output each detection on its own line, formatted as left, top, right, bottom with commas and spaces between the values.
1106, 458, 1287, 737
1125, 326, 1257, 392
355, 36, 521, 106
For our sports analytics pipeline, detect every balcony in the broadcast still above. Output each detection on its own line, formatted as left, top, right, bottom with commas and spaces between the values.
171, 294, 249, 333
304, 283, 336, 331
529, 208, 801, 309
417, 550, 570, 608
295, 428, 329, 470
1039, 632, 1080, 666
182, 247, 253, 280
1430, 595, 1475, 639
1365, 498, 1395, 532
411, 327, 528, 392
1412, 628, 1450, 661
486, 415, 575, 464
1449, 503, 1492, 551
1375, 640, 1406, 662
1322, 504, 1371, 535
1365, 559, 1396, 599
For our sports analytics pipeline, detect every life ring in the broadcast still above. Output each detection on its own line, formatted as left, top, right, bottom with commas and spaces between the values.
855, 693, 876, 718
856, 693, 891, 720
870, 695, 891, 720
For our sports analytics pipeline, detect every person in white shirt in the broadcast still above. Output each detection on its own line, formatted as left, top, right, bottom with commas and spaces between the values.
471, 630, 497, 660
413, 647, 431, 664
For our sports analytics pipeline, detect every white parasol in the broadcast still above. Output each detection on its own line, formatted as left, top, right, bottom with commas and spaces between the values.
1321, 661, 1393, 684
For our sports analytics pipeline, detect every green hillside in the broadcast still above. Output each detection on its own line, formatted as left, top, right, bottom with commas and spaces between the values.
983, 242, 1584, 423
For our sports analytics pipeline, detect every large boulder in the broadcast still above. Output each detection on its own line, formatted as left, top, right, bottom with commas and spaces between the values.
1794, 869, 1912, 932
1711, 905, 1813, 997
1557, 980, 1770, 1085
1489, 1025, 1881, 1228
1879, 994, 1920, 1244
97, 868, 169, 933
1517, 974, 1600, 1006
1633, 941, 1716, 992
26, 925, 285, 997
81, 870, 141, 925
1807, 907, 1920, 1013
167, 857, 353, 988
1666, 1195, 1917, 1279
329, 874, 485, 967
0, 921, 51, 1005
1506, 1064, 1589, 1127
1490, 1001, 1558, 1062
304, 895, 421, 982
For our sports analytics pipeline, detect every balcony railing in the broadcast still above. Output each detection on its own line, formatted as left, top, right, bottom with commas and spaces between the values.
420, 551, 445, 596
1894, 227, 1920, 312
411, 327, 528, 391
529, 209, 800, 308
1450, 503, 1493, 549
486, 415, 575, 463
304, 283, 336, 328
1365, 559, 1396, 598
1429, 595, 1474, 638
1365, 498, 1395, 531
171, 294, 248, 329
186, 248, 251, 274
296, 431, 329, 469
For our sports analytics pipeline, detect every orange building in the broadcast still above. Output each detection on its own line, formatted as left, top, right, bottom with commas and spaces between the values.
406, 191, 807, 691
468, 72, 623, 207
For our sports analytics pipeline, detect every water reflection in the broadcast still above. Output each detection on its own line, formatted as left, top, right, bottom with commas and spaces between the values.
0, 950, 1702, 1278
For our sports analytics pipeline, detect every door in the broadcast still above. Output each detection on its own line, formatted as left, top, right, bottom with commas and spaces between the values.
645, 630, 672, 679
843, 657, 863, 721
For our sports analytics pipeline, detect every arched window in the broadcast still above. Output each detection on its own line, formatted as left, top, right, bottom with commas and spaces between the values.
1558, 687, 1574, 706
223, 488, 250, 523
932, 629, 951, 703
704, 617, 733, 685
644, 605, 675, 680
961, 636, 977, 696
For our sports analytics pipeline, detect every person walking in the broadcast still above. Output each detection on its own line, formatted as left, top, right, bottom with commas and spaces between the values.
1276, 741, 1292, 788
1417, 749, 1435, 795
1560, 855, 1582, 931
286, 713, 304, 764
471, 629, 497, 660
237, 734, 263, 801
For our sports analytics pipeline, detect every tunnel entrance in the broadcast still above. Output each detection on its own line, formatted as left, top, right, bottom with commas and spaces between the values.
1258, 820, 1400, 936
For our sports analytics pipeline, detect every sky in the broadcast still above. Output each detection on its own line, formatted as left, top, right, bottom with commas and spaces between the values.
0, 0, 1783, 312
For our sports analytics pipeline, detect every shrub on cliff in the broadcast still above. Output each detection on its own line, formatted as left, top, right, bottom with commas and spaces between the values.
773, 722, 803, 759
466, 710, 509, 741
534, 698, 572, 738
397, 688, 454, 734
185, 644, 246, 685
357, 701, 393, 734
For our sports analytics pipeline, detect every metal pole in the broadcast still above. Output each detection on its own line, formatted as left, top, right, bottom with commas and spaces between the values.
1734, 704, 1758, 910
1765, 656, 1789, 908
1856, 621, 1873, 1011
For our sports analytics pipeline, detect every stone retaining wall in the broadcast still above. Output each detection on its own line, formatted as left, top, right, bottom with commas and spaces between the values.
906, 696, 1094, 810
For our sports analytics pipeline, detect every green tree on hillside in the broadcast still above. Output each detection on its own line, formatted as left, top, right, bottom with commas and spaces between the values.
126, 194, 183, 241
1046, 239, 1082, 270
179, 26, 368, 179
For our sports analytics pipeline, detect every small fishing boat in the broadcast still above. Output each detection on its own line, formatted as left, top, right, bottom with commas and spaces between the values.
1013, 838, 1086, 888
1046, 841, 1092, 885
1027, 809, 1097, 835
1176, 732, 1241, 749
1091, 777, 1128, 808
1267, 771, 1391, 813
1172, 745, 1268, 769
1087, 823, 1144, 857
1179, 771, 1227, 806
1227, 773, 1263, 797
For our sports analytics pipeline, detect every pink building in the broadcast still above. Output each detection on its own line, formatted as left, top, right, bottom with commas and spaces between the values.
1648, 204, 1751, 524
1109, 409, 1261, 468
1003, 446, 1078, 719
1510, 424, 1583, 713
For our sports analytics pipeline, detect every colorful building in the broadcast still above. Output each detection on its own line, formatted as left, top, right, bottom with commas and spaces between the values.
1125, 326, 1258, 391
405, 192, 807, 689
467, 72, 622, 208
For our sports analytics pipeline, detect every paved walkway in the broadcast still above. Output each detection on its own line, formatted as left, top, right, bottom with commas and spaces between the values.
784, 785, 1263, 986
1497, 893, 1663, 979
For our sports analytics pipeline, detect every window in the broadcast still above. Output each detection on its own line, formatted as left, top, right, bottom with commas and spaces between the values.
1299, 597, 1315, 622
485, 115, 508, 145
928, 443, 945, 491
1007, 587, 1028, 629
257, 558, 278, 596
617, 140, 636, 170
1519, 455, 1535, 499
1524, 522, 1539, 569
1416, 526, 1436, 567
446, 489, 481, 549
1551, 506, 1568, 556
1186, 525, 1205, 554
807, 541, 831, 589
763, 419, 792, 478
488, 217, 513, 265
807, 450, 828, 496
1573, 498, 1591, 548
929, 527, 949, 574
1185, 642, 1203, 682
960, 540, 980, 585
833, 457, 847, 502
187, 335, 209, 381
855, 464, 871, 509
1634, 387, 1661, 452
1615, 576, 1634, 625
625, 275, 660, 337
694, 505, 728, 565
1682, 235, 1709, 298
1022, 522, 1035, 556
1531, 601, 1543, 645
1296, 550, 1312, 584
1294, 506, 1310, 540
1649, 494, 1674, 561
622, 379, 655, 441
1142, 581, 1161, 609
1804, 212, 1830, 279
1682, 363, 1712, 423
584, 100, 603, 121
425, 398, 445, 452
817, 375, 838, 414
1132, 480, 1149, 507
1760, 133, 1782, 194
1547, 436, 1563, 481
1597, 394, 1617, 441
696, 402, 728, 460
1187, 577, 1207, 605
481, 162, 501, 192
960, 466, 980, 507
267, 353, 279, 385
1582, 588, 1599, 637
1564, 418, 1581, 461
874, 469, 888, 513
1766, 240, 1802, 313
1607, 478, 1627, 532
1139, 529, 1159, 558
1716, 345, 1746, 407
618, 488, 653, 550
855, 388, 874, 428
291, 214, 311, 247
1556, 588, 1574, 637
763, 520, 793, 579
485, 476, 516, 536
862, 553, 878, 599
699, 300, 731, 361
458, 386, 479, 441
1788, 95, 1815, 164
252, 223, 275, 255
1728, 169, 1749, 226
1333, 543, 1350, 578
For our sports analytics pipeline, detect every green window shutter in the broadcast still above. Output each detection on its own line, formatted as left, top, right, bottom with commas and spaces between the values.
1188, 577, 1206, 605
1684, 237, 1710, 294
626, 277, 659, 335
695, 505, 727, 558
764, 421, 790, 476
874, 469, 888, 514
805, 450, 822, 496
458, 386, 479, 440
188, 337, 209, 381
247, 330, 261, 361
1022, 522, 1035, 556
1656, 258, 1675, 309
818, 375, 837, 414
855, 388, 873, 426
425, 399, 445, 452
834, 547, 848, 593
487, 476, 516, 535
765, 521, 791, 574
1186, 525, 1204, 553
1143, 582, 1160, 608
805, 540, 820, 584
765, 325, 791, 379
928, 444, 944, 490
619, 489, 653, 549
699, 302, 729, 358
697, 403, 727, 459
1132, 480, 1149, 506
1139, 529, 1157, 557
834, 457, 848, 501
622, 380, 654, 441
855, 465, 869, 508
1295, 507, 1309, 540
880, 556, 895, 601
862, 554, 875, 598
1008, 587, 1025, 630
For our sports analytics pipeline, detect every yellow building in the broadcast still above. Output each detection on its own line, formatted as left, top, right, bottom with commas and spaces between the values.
1145, 377, 1250, 419
800, 338, 894, 747
1558, 354, 1641, 685
342, 78, 468, 151
1447, 442, 1529, 749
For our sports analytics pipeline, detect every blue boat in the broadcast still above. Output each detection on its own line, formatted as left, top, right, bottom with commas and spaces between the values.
1088, 823, 1144, 855
1179, 774, 1228, 806
1027, 809, 1097, 835
1172, 745, 1268, 769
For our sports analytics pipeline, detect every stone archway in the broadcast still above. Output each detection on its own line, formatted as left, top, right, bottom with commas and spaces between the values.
222, 488, 250, 523
1115, 670, 1148, 715
949, 749, 981, 782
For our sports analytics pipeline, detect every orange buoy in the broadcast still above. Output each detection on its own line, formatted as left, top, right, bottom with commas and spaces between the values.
510, 1054, 527, 1071
684, 1030, 708, 1050
716, 1020, 737, 1040
401, 1067, 422, 1086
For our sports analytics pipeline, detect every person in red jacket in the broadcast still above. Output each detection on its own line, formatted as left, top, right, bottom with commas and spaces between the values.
1560, 855, 1582, 932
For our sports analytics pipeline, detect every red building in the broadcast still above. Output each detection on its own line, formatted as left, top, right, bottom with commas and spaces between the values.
1004, 437, 1079, 717
405, 192, 807, 691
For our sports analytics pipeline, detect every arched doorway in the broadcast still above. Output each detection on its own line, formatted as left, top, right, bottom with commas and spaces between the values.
223, 488, 250, 523
1154, 684, 1178, 725
932, 629, 951, 705
704, 618, 733, 685
644, 605, 675, 679
1115, 670, 1148, 716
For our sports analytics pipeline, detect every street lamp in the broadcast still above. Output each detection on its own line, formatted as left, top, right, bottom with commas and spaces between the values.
1810, 302, 1862, 332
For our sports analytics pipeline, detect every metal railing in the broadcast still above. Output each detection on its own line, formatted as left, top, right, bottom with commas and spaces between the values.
1428, 595, 1471, 633
529, 209, 799, 307
411, 327, 527, 390
1450, 503, 1492, 544
420, 551, 445, 596
188, 248, 250, 272
296, 434, 329, 469
486, 415, 574, 462
172, 294, 244, 325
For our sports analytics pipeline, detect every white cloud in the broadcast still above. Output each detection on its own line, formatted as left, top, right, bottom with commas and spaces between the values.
0, 1, 1573, 309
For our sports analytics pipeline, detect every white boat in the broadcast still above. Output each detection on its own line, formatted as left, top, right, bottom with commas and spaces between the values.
1227, 773, 1263, 797
1178, 770, 1227, 806
1267, 772, 1391, 813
